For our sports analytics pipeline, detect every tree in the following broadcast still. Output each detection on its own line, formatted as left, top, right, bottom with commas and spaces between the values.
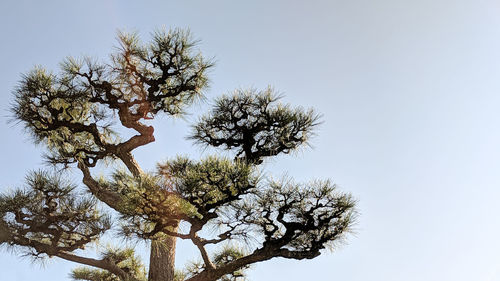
0, 28, 356, 281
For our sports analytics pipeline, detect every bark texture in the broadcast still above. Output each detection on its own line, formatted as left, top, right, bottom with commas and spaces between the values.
148, 232, 178, 281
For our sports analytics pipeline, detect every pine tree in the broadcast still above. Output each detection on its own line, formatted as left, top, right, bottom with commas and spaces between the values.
0, 28, 356, 281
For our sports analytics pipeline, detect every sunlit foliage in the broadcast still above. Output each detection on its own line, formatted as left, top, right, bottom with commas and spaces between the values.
1, 28, 356, 281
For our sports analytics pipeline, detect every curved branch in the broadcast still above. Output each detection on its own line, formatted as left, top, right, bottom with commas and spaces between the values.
192, 235, 216, 270
57, 251, 138, 281
78, 162, 124, 211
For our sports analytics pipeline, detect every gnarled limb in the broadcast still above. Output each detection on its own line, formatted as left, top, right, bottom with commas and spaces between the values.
59, 252, 138, 281
78, 162, 124, 211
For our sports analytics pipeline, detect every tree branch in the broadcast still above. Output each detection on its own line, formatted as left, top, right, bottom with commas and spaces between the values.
192, 235, 216, 270
57, 251, 137, 281
78, 162, 124, 211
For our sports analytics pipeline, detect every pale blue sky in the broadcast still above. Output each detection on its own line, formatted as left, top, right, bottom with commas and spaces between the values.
1, 1, 500, 280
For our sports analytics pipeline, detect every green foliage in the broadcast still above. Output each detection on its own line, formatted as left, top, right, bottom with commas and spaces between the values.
211, 246, 249, 281
159, 156, 259, 215
0, 171, 110, 257
190, 87, 321, 164
71, 247, 146, 281
12, 67, 116, 167
72, 267, 118, 281
174, 269, 187, 281
97, 170, 196, 240
11, 28, 212, 167
184, 245, 249, 281
98, 156, 259, 240
5, 27, 356, 281
113, 29, 213, 115
218, 178, 356, 257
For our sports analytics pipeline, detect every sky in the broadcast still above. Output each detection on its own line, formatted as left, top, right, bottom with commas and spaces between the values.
1, 0, 500, 280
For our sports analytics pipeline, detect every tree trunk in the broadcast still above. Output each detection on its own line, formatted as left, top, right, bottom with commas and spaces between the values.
148, 231, 178, 281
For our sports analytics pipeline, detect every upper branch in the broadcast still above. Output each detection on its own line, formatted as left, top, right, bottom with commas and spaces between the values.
190, 87, 320, 165
12, 29, 212, 175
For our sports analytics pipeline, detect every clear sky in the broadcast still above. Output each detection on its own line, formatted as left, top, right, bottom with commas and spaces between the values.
1, 0, 500, 280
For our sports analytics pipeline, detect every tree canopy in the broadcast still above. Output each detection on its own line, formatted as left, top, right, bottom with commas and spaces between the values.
1, 28, 356, 281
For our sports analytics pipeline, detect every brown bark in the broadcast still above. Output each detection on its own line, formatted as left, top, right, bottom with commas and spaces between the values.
185, 250, 270, 281
78, 162, 124, 210
148, 226, 179, 281
57, 251, 136, 281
